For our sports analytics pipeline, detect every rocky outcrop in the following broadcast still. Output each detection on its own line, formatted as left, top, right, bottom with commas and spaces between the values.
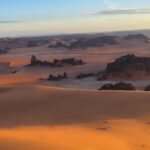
53, 58, 84, 66
28, 56, 84, 67
47, 72, 68, 81
98, 82, 135, 91
99, 55, 150, 79
76, 73, 94, 79
144, 85, 150, 91
98, 84, 115, 90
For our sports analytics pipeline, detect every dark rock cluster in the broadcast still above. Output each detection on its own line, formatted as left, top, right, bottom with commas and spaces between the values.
29, 55, 84, 67
144, 85, 150, 91
47, 72, 68, 81
99, 82, 135, 91
76, 73, 94, 79
99, 55, 150, 79
53, 58, 84, 66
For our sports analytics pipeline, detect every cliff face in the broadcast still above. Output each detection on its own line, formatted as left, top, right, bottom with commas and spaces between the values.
100, 55, 150, 79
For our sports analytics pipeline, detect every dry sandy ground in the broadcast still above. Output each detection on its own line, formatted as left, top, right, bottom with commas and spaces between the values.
0, 43, 150, 150
0, 86, 149, 150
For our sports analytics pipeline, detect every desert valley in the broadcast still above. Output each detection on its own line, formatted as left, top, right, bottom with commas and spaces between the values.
0, 31, 150, 150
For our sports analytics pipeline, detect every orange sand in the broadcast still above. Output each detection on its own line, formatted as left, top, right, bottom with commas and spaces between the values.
0, 43, 150, 150
0, 86, 149, 150
0, 120, 149, 150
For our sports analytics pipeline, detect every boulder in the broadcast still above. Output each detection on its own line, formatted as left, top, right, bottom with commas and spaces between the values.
98, 84, 115, 90
114, 82, 135, 90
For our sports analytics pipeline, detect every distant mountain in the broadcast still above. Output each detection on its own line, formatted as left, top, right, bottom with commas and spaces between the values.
103, 29, 150, 38
48, 36, 118, 49
123, 34, 149, 42
0, 38, 50, 49
68, 36, 117, 49
0, 30, 150, 49
48, 34, 149, 49
48, 39, 68, 48
0, 38, 27, 48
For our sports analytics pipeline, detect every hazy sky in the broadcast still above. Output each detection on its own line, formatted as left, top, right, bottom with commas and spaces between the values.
0, 0, 150, 37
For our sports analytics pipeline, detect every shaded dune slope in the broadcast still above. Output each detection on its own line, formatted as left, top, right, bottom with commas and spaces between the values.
0, 86, 149, 128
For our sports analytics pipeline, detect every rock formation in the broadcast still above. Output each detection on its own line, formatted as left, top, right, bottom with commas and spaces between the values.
47, 72, 68, 81
76, 73, 94, 79
144, 85, 150, 91
99, 55, 150, 79
28, 56, 84, 67
98, 84, 115, 90
31, 55, 38, 65
99, 82, 135, 91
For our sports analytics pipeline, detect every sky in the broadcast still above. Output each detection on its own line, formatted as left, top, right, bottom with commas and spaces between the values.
0, 0, 150, 37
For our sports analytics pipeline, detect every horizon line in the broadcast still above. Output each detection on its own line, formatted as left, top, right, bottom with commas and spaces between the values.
0, 28, 150, 39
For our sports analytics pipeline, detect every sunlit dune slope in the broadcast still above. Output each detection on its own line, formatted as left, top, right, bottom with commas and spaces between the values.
0, 119, 149, 150
0, 86, 149, 150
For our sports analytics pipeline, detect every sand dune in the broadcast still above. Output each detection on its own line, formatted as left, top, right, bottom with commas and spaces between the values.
0, 86, 149, 127
0, 86, 149, 150
0, 120, 149, 150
